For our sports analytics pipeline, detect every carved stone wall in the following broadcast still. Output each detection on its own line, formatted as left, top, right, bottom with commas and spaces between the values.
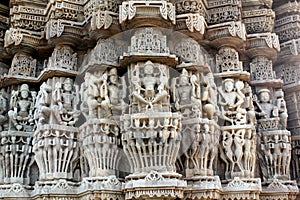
0, 0, 299, 200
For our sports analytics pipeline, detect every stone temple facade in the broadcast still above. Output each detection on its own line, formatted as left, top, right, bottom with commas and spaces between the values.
0, 0, 299, 199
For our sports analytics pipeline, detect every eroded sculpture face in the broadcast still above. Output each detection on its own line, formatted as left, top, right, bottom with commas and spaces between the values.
259, 91, 270, 103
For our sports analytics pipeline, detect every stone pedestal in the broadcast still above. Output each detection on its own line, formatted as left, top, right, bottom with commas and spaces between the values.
33, 124, 78, 181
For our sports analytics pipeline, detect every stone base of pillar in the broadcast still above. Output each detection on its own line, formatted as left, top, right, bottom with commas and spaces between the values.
260, 179, 299, 200
123, 171, 186, 200
78, 175, 123, 199
0, 183, 30, 199
222, 177, 261, 200
32, 179, 78, 198
184, 176, 222, 200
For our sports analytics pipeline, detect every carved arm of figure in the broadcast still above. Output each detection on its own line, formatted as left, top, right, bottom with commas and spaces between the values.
132, 77, 149, 105
217, 87, 229, 107
53, 82, 63, 111
10, 90, 19, 110
190, 74, 201, 99
253, 95, 267, 118
73, 85, 80, 111
230, 91, 244, 110
171, 78, 180, 110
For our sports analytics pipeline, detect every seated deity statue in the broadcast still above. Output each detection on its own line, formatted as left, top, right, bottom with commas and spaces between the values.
218, 79, 245, 125
132, 61, 168, 112
52, 78, 80, 126
0, 89, 8, 131
8, 84, 35, 131
255, 89, 278, 119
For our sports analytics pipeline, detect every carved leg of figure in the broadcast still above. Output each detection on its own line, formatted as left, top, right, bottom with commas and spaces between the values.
5, 152, 10, 179
168, 139, 174, 170
8, 110, 18, 129
158, 140, 163, 167
174, 139, 181, 170
136, 139, 144, 171
47, 141, 53, 174
153, 139, 158, 167
43, 142, 49, 176
108, 139, 113, 170
12, 145, 18, 178
0, 155, 3, 180
190, 143, 198, 170
94, 135, 101, 170
124, 141, 134, 172
141, 142, 148, 169
130, 142, 139, 172
184, 151, 190, 169
219, 147, 230, 175
204, 145, 210, 172
22, 153, 30, 179
52, 106, 63, 125
18, 146, 26, 177
63, 141, 73, 173
209, 146, 217, 172
149, 139, 153, 167
104, 142, 110, 170
54, 134, 60, 174
278, 154, 283, 175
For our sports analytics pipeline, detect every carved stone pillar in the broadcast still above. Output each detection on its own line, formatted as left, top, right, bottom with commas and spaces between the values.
0, 84, 36, 198
78, 68, 124, 199
172, 37, 222, 200
121, 28, 186, 200
273, 2, 300, 197
214, 46, 260, 199
32, 77, 80, 198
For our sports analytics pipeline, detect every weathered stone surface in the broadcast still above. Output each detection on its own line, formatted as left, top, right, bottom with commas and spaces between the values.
0, 0, 298, 199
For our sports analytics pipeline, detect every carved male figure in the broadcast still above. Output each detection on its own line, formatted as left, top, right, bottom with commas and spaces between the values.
132, 61, 168, 111
218, 79, 244, 125
275, 89, 288, 130
34, 82, 52, 126
52, 78, 79, 126
8, 84, 35, 131
174, 69, 201, 117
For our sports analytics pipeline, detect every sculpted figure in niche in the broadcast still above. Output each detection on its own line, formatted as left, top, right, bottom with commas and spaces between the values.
52, 78, 79, 126
255, 89, 278, 119
241, 83, 256, 126
81, 71, 102, 119
0, 89, 9, 131
132, 61, 168, 112
8, 84, 35, 131
101, 68, 125, 117
174, 69, 201, 118
34, 82, 52, 126
281, 134, 291, 177
202, 73, 217, 120
275, 89, 288, 130
218, 79, 245, 125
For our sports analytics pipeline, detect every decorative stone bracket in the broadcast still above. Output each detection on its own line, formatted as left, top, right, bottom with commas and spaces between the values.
176, 13, 206, 34
119, 1, 176, 24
